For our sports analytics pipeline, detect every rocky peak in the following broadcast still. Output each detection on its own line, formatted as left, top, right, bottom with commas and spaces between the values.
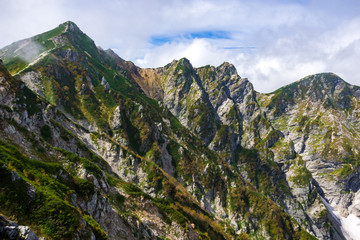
296, 73, 346, 91
178, 57, 191, 65
175, 58, 193, 72
292, 72, 348, 92
210, 62, 255, 106
165, 57, 190, 69
265, 72, 359, 114
58, 21, 84, 38
217, 62, 237, 76
52, 21, 98, 57
215, 62, 249, 92
165, 58, 197, 90
62, 21, 82, 34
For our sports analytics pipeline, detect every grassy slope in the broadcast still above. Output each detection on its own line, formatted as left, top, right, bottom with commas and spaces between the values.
0, 22, 318, 239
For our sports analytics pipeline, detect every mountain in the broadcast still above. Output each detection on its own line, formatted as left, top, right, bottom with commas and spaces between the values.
0, 21, 359, 240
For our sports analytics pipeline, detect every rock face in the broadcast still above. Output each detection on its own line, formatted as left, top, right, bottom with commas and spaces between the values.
0, 21, 359, 240
256, 73, 360, 239
130, 58, 333, 239
0, 215, 38, 240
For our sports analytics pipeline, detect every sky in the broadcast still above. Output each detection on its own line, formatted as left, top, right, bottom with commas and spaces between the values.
1, 0, 360, 92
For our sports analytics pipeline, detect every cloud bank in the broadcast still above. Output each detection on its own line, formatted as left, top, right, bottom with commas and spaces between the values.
0, 0, 359, 92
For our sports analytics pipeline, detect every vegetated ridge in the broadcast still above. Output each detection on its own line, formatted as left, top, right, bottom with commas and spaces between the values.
0, 21, 359, 240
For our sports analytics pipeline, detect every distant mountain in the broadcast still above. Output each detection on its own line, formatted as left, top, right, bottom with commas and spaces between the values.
1, 21, 359, 240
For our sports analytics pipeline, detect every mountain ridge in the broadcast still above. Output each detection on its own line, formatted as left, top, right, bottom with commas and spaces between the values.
1, 21, 359, 240
1, 21, 358, 95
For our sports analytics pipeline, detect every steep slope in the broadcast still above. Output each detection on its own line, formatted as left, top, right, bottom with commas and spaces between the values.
117, 57, 333, 238
257, 73, 360, 238
0, 21, 317, 239
0, 59, 207, 239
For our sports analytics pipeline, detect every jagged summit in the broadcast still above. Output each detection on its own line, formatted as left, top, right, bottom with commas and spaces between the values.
259, 71, 360, 120
292, 72, 347, 88
273, 72, 350, 92
63, 20, 79, 29
57, 21, 87, 39
216, 61, 237, 75
1, 21, 360, 240
270, 72, 357, 102
0, 21, 100, 75
169, 57, 192, 69
162, 57, 192, 71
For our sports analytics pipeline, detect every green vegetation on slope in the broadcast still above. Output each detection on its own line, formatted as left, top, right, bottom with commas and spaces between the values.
0, 141, 103, 239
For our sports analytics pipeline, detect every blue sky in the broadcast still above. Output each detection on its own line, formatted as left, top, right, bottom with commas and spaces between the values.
150, 31, 232, 46
0, 0, 359, 92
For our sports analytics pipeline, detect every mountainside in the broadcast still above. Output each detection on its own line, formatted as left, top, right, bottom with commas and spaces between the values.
0, 21, 359, 240
257, 74, 360, 239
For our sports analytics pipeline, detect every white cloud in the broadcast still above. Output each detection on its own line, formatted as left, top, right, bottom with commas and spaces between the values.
135, 15, 360, 92
136, 38, 233, 67
0, 0, 67, 44
14, 39, 45, 63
